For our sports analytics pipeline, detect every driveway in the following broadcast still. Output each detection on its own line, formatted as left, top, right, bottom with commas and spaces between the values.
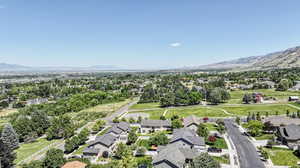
225, 119, 265, 168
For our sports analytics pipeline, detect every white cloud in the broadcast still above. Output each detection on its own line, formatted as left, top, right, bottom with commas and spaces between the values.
169, 42, 181, 47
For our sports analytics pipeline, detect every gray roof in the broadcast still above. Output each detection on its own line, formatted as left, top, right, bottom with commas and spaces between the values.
88, 134, 117, 147
170, 128, 205, 146
107, 122, 130, 135
264, 116, 300, 127
279, 124, 300, 141
153, 144, 199, 168
141, 119, 171, 128
183, 115, 201, 127
83, 147, 100, 155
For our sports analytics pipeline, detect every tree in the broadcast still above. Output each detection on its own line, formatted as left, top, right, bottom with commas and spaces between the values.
191, 152, 220, 168
172, 119, 183, 129
149, 132, 169, 146
92, 120, 106, 132
78, 128, 89, 144
243, 93, 253, 104
208, 88, 230, 104
0, 123, 19, 151
235, 117, 241, 125
43, 149, 65, 168
0, 138, 16, 168
160, 115, 166, 120
135, 147, 146, 156
244, 120, 264, 137
216, 124, 225, 134
276, 79, 291, 91
115, 143, 130, 159
127, 130, 138, 144
64, 138, 75, 153
197, 123, 209, 138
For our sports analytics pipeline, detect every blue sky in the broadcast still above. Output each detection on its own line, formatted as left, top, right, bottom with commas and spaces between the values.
1, 0, 300, 69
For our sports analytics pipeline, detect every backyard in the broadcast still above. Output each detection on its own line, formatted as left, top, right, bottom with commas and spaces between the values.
265, 147, 300, 166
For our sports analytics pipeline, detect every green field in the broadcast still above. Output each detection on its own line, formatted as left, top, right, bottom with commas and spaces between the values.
166, 106, 230, 118
207, 138, 228, 149
15, 138, 62, 164
265, 147, 300, 166
130, 102, 160, 110
212, 155, 230, 164
254, 134, 274, 140
128, 109, 165, 120
221, 104, 297, 116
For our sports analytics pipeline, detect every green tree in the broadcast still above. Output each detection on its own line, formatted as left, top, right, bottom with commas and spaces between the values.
0, 138, 16, 168
191, 152, 220, 168
149, 132, 169, 146
43, 149, 65, 168
235, 117, 241, 125
127, 130, 138, 144
242, 93, 253, 104
0, 123, 19, 151
244, 120, 264, 136
197, 123, 209, 138
171, 119, 183, 129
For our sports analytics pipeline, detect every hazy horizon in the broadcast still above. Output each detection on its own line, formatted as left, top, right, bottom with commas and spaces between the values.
1, 0, 300, 69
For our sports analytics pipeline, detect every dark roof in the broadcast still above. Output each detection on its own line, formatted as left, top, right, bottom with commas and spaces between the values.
264, 116, 300, 127
153, 144, 199, 168
83, 147, 100, 155
107, 122, 130, 135
183, 115, 201, 127
170, 128, 205, 146
88, 134, 117, 147
279, 124, 300, 141
141, 119, 171, 127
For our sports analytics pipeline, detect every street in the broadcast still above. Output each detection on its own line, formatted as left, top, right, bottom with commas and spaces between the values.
225, 120, 265, 168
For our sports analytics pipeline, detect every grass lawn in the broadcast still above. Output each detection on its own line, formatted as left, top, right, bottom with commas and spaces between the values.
97, 126, 111, 136
204, 123, 217, 131
212, 155, 230, 164
265, 147, 300, 166
166, 106, 230, 118
207, 138, 228, 149
130, 102, 160, 110
221, 104, 297, 116
129, 109, 165, 120
136, 139, 151, 149
15, 138, 62, 164
80, 99, 132, 114
0, 108, 18, 117
254, 134, 274, 140
73, 144, 88, 155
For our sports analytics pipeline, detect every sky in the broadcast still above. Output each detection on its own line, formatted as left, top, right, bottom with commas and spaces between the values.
1, 0, 300, 69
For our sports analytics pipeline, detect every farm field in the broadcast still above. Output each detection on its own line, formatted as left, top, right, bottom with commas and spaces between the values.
165, 106, 230, 118
15, 138, 62, 164
221, 104, 297, 116
130, 102, 160, 110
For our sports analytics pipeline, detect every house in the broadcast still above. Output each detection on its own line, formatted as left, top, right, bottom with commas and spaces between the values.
253, 92, 264, 103
62, 161, 87, 168
152, 143, 200, 168
140, 119, 172, 134
106, 122, 131, 142
289, 96, 299, 101
183, 115, 201, 131
290, 82, 300, 91
83, 134, 117, 158
26, 98, 48, 106
263, 116, 300, 127
260, 81, 276, 89
170, 128, 206, 152
278, 124, 300, 149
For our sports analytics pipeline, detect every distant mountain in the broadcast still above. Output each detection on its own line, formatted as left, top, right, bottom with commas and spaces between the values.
0, 63, 32, 71
198, 46, 300, 71
0, 63, 124, 72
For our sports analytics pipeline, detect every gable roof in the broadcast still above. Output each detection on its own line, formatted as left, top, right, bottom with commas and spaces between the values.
141, 119, 171, 128
83, 147, 100, 155
264, 116, 300, 127
279, 124, 300, 141
107, 122, 130, 135
153, 144, 199, 168
170, 128, 205, 146
183, 115, 201, 127
88, 134, 117, 147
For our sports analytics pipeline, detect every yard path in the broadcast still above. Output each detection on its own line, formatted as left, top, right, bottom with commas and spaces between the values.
162, 109, 168, 116
17, 99, 138, 165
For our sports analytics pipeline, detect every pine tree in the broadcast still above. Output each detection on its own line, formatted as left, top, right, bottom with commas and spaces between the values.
0, 138, 16, 168
0, 123, 19, 151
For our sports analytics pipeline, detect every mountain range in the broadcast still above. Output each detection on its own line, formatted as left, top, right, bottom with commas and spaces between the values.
2, 45, 300, 72
197, 46, 300, 71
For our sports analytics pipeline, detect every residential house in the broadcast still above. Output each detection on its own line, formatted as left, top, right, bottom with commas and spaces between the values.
26, 98, 48, 106
152, 143, 200, 168
170, 128, 206, 152
253, 92, 264, 103
278, 124, 300, 150
106, 122, 131, 142
183, 115, 201, 131
290, 82, 300, 91
263, 116, 300, 127
83, 134, 117, 158
140, 119, 172, 134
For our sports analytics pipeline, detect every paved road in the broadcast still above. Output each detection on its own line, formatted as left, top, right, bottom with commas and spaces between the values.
224, 119, 265, 168
104, 100, 138, 124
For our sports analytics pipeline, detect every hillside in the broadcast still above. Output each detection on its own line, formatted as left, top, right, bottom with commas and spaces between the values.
199, 46, 300, 71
